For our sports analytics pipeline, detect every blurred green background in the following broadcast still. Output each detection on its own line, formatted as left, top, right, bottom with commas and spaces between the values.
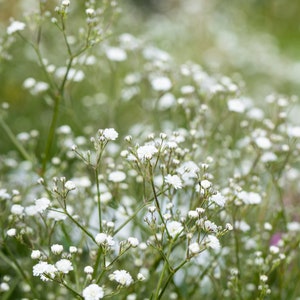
1, 0, 300, 155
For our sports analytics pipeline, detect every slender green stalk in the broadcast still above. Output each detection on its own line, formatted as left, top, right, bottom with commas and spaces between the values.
95, 167, 103, 232
0, 116, 33, 163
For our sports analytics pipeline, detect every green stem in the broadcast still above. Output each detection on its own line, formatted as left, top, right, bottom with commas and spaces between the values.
0, 116, 33, 163
95, 168, 103, 232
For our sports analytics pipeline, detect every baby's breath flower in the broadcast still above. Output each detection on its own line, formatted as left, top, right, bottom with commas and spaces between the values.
255, 136, 272, 149
137, 144, 158, 161
35, 197, 51, 212
95, 233, 115, 247
7, 228, 17, 237
69, 246, 77, 253
51, 244, 64, 255
55, 259, 73, 274
103, 128, 118, 140
137, 273, 145, 281
0, 282, 9, 292
108, 171, 126, 183
65, 180, 76, 191
200, 180, 211, 189
106, 47, 127, 62
189, 242, 201, 255
188, 210, 199, 218
11, 204, 24, 216
210, 192, 226, 207
33, 261, 57, 281
204, 235, 221, 250
167, 221, 183, 238
151, 76, 172, 92
128, 237, 139, 247
84, 266, 94, 274
110, 270, 133, 286
31, 250, 41, 259
82, 283, 104, 300
165, 174, 182, 190
7, 20, 26, 35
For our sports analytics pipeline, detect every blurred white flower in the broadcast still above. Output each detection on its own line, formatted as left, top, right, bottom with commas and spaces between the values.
7, 20, 26, 35
82, 284, 104, 300
165, 174, 182, 189
108, 171, 126, 183
109, 270, 133, 286
167, 221, 183, 238
106, 47, 127, 62
150, 76, 172, 92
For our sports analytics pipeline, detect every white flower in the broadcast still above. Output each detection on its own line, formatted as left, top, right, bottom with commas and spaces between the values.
95, 233, 115, 247
204, 220, 218, 232
151, 76, 172, 92
55, 259, 73, 274
31, 250, 41, 259
110, 270, 133, 286
137, 144, 158, 161
189, 242, 201, 255
238, 191, 261, 205
82, 284, 104, 300
128, 237, 139, 247
158, 93, 176, 110
84, 266, 94, 274
33, 261, 57, 281
35, 197, 51, 212
106, 47, 127, 62
188, 210, 199, 218
164, 174, 182, 190
287, 126, 300, 138
204, 235, 220, 250
227, 98, 246, 113
108, 171, 126, 183
7, 20, 26, 35
69, 246, 78, 253
103, 128, 118, 140
200, 180, 211, 189
235, 220, 250, 232
210, 192, 226, 207
51, 244, 64, 255
261, 152, 277, 163
255, 136, 272, 149
166, 221, 183, 238
7, 228, 17, 237
0, 282, 9, 292
65, 180, 76, 191
11, 204, 24, 215
137, 273, 146, 281
47, 208, 67, 221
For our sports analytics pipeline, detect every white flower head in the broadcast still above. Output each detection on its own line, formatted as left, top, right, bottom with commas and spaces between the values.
7, 228, 17, 237
84, 266, 94, 274
204, 235, 221, 250
82, 284, 104, 300
31, 250, 41, 259
103, 128, 118, 141
7, 20, 26, 35
167, 221, 183, 238
110, 270, 133, 286
65, 180, 76, 191
151, 76, 172, 92
35, 197, 51, 212
106, 47, 127, 62
11, 204, 24, 216
189, 242, 201, 255
51, 244, 64, 255
200, 180, 211, 189
165, 174, 183, 190
128, 237, 139, 247
227, 98, 246, 113
55, 259, 73, 274
210, 192, 226, 207
33, 261, 57, 281
108, 171, 126, 183
95, 233, 115, 247
137, 144, 158, 161
255, 136, 272, 150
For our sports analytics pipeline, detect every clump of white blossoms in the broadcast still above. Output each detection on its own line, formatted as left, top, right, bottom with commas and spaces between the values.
55, 259, 73, 274
102, 128, 118, 141
108, 171, 126, 183
109, 270, 133, 286
95, 233, 115, 247
150, 76, 172, 92
137, 144, 158, 161
167, 221, 184, 238
7, 20, 26, 35
51, 244, 64, 255
164, 174, 183, 189
33, 262, 57, 281
82, 283, 104, 300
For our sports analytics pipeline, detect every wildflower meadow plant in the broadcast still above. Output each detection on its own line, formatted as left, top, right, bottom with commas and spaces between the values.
1, 1, 300, 300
